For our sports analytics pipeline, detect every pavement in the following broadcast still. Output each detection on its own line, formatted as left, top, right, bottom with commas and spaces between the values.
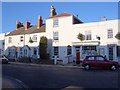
8, 61, 83, 69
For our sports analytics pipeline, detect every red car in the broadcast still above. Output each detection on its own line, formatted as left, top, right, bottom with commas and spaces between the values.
82, 55, 119, 70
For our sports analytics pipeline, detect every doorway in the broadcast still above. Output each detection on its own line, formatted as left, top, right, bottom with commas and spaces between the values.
109, 47, 113, 60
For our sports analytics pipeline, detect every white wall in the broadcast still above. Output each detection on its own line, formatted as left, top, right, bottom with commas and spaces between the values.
46, 15, 119, 61
0, 33, 5, 57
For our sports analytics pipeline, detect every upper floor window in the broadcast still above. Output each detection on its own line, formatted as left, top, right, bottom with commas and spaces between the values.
32, 35, 37, 42
20, 36, 23, 42
53, 19, 59, 27
53, 31, 59, 40
107, 29, 113, 38
8, 37, 12, 43
85, 31, 91, 40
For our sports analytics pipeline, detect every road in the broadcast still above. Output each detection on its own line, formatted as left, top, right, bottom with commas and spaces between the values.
2, 63, 120, 89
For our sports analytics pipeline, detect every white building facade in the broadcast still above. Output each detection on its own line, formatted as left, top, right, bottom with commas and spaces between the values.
0, 33, 5, 57
4, 6, 120, 63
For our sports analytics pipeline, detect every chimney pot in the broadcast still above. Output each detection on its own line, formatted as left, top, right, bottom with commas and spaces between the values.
50, 6, 57, 17
16, 20, 23, 30
102, 16, 107, 21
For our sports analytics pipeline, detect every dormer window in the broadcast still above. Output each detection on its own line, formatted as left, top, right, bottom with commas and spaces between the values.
32, 35, 37, 42
53, 19, 59, 27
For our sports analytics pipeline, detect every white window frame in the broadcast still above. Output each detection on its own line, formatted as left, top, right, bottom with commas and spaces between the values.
32, 35, 37, 42
54, 46, 59, 56
107, 29, 113, 38
67, 45, 72, 55
8, 37, 12, 43
53, 31, 59, 40
85, 31, 92, 40
53, 19, 59, 27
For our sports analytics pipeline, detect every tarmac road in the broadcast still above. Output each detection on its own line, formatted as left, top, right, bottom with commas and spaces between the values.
2, 62, 120, 90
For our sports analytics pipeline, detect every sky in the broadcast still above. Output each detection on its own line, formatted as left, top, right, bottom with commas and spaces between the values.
1, 2, 118, 33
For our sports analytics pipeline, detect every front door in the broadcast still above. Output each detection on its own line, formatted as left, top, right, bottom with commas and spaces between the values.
76, 51, 80, 62
109, 47, 113, 60
75, 47, 80, 63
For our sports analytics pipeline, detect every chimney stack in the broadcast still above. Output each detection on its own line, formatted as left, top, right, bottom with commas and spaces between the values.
16, 20, 23, 30
25, 21, 31, 30
102, 16, 107, 21
37, 16, 43, 29
50, 6, 57, 17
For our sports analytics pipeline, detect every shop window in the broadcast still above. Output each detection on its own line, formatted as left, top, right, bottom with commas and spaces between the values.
82, 46, 96, 50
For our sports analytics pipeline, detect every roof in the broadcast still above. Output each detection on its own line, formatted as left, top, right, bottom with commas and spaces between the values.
46, 12, 83, 24
6, 24, 45, 36
46, 12, 72, 19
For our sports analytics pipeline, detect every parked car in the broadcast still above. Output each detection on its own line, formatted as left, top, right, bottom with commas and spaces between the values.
0, 57, 9, 64
82, 55, 119, 70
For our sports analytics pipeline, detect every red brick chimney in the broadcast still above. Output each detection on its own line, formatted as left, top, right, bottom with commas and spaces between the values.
16, 20, 19, 30
16, 20, 23, 30
37, 16, 43, 29
25, 21, 31, 30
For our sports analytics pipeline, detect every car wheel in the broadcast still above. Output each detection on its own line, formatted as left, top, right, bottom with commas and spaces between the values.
84, 64, 90, 70
110, 65, 116, 71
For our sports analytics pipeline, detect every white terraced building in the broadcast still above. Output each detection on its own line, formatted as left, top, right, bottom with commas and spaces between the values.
4, 6, 120, 63
0, 33, 5, 57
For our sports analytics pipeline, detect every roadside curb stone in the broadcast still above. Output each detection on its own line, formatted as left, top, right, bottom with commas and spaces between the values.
9, 62, 84, 69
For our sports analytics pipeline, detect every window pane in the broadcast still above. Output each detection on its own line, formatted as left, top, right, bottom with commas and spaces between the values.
88, 57, 94, 60
96, 56, 104, 61
67, 45, 71, 55
54, 47, 59, 56
53, 19, 59, 27
53, 32, 59, 40
107, 29, 113, 38
85, 31, 91, 40
32, 35, 37, 42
